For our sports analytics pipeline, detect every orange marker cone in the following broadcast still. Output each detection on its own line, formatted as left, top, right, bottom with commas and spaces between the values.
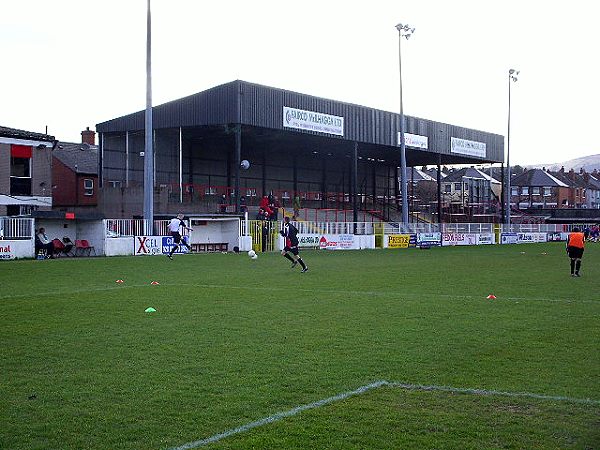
115, 279, 124, 284
150, 281, 160, 285
487, 294, 496, 299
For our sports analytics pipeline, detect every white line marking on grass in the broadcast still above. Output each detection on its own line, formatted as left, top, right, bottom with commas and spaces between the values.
168, 380, 599, 449
0, 284, 154, 301
176, 283, 600, 306
387, 382, 600, 406
2, 283, 596, 306
169, 380, 388, 450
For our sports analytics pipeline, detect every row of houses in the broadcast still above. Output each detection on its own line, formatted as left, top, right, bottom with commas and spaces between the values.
408, 165, 600, 219
0, 125, 99, 217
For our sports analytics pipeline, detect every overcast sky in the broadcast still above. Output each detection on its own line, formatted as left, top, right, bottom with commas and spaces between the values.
2, 0, 598, 165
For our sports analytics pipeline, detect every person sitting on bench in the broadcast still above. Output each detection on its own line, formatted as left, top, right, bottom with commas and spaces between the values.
36, 228, 54, 259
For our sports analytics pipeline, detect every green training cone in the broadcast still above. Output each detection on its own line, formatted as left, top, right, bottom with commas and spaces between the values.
145, 307, 156, 313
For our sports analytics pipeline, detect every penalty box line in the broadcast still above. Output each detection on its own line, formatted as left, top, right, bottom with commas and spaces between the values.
168, 380, 600, 450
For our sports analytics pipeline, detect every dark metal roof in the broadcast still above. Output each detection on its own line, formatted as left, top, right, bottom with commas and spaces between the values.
511, 169, 568, 187
54, 142, 99, 175
0, 125, 56, 143
97, 80, 504, 165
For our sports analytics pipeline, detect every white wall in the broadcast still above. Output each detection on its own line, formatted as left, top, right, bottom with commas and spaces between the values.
105, 237, 134, 256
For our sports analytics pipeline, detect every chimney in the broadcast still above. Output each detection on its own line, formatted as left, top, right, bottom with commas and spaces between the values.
81, 127, 96, 145
559, 166, 565, 174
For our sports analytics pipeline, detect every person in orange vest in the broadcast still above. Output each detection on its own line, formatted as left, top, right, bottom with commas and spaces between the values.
566, 227, 586, 277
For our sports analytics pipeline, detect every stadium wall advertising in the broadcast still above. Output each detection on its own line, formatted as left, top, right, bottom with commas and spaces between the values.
501, 232, 549, 244
416, 232, 442, 247
134, 236, 190, 256
294, 234, 374, 250
0, 240, 33, 259
387, 234, 417, 248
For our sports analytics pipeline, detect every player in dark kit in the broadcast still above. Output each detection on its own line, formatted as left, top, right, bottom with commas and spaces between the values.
280, 216, 308, 273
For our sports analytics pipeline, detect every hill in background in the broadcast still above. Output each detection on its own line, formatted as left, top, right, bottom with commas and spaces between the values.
525, 154, 600, 172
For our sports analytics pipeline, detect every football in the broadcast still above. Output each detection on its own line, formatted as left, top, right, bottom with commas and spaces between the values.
248, 250, 256, 257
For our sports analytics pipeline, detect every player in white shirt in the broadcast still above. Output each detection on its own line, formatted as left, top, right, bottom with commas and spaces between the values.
167, 213, 193, 259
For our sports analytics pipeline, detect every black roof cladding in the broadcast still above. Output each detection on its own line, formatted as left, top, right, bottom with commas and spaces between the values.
96, 80, 504, 164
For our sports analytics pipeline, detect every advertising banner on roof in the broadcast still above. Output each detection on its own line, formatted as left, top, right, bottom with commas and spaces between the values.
397, 132, 428, 149
451, 137, 486, 158
283, 107, 344, 136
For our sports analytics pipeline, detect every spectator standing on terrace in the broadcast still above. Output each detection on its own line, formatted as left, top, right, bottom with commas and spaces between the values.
293, 195, 301, 220
219, 194, 228, 213
280, 216, 308, 273
566, 227, 586, 277
240, 196, 247, 214
259, 195, 273, 219
167, 213, 193, 260
272, 196, 281, 221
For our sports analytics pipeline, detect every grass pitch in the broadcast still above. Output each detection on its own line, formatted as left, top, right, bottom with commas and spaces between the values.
1, 243, 599, 449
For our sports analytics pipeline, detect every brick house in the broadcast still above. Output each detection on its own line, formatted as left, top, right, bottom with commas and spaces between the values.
550, 168, 587, 208
0, 125, 56, 216
52, 128, 99, 209
510, 168, 569, 209
581, 170, 600, 209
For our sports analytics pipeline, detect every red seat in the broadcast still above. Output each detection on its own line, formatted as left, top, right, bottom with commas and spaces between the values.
52, 239, 65, 257
76, 239, 96, 256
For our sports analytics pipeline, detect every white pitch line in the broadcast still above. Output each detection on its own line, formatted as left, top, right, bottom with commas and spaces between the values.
179, 283, 600, 306
2, 282, 597, 306
168, 380, 599, 450
169, 380, 388, 450
387, 382, 600, 406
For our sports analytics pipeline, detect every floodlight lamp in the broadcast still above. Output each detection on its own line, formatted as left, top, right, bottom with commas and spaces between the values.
396, 23, 404, 31
509, 69, 516, 74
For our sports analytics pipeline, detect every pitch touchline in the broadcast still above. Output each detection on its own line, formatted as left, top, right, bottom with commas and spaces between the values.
168, 380, 599, 450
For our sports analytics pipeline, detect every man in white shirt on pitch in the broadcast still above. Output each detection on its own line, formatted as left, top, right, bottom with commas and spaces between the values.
167, 213, 193, 259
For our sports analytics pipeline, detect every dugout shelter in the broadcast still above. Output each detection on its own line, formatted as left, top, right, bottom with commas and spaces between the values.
96, 80, 503, 222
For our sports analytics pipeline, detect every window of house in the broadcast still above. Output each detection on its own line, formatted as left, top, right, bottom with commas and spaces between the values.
11, 157, 31, 177
84, 178, 94, 196
445, 185, 451, 193
532, 187, 540, 195
511, 187, 519, 196
464, 183, 469, 191
522, 187, 529, 195
544, 187, 552, 196
454, 183, 462, 191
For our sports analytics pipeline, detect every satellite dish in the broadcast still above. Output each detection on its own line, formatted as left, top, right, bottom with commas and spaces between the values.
240, 159, 250, 170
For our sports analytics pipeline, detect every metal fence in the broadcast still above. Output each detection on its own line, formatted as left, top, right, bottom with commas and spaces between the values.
105, 219, 182, 237
0, 217, 34, 240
